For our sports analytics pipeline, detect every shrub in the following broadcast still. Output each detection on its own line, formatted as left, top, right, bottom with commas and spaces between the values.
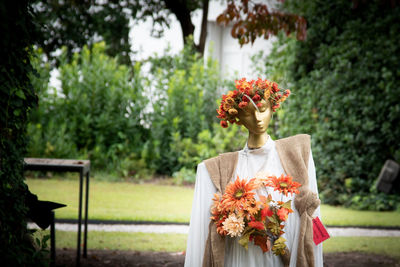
172, 167, 197, 186
261, 0, 400, 210
119, 152, 154, 181
170, 122, 248, 172
27, 43, 149, 174
144, 42, 225, 175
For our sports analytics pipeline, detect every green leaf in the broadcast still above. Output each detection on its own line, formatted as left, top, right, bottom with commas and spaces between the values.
269, 214, 279, 224
42, 234, 50, 244
15, 89, 26, 99
238, 228, 255, 250
281, 200, 292, 210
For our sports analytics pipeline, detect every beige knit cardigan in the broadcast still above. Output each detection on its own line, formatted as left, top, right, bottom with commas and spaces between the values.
202, 134, 320, 267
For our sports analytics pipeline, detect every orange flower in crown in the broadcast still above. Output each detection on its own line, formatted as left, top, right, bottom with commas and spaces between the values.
217, 78, 291, 128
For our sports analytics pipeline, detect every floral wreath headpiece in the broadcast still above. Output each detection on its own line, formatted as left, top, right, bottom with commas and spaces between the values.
217, 78, 291, 128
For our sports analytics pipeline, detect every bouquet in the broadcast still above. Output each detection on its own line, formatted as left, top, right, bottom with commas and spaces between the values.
211, 173, 301, 255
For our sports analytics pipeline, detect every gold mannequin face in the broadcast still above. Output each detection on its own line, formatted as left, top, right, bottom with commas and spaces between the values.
237, 99, 272, 148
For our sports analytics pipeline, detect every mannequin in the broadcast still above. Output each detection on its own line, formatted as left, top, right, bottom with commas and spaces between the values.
236, 98, 272, 149
184, 78, 323, 267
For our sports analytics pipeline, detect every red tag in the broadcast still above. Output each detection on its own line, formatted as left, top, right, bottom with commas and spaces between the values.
312, 217, 330, 245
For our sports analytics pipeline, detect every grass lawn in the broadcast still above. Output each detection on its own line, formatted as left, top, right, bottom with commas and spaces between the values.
321, 204, 400, 227
26, 178, 193, 223
26, 178, 400, 226
45, 231, 187, 252
323, 237, 400, 260
37, 230, 400, 260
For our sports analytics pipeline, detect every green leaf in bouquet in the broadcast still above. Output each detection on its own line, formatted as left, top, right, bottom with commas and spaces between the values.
238, 228, 255, 250
267, 221, 281, 236
281, 200, 292, 210
269, 214, 279, 224
272, 236, 287, 256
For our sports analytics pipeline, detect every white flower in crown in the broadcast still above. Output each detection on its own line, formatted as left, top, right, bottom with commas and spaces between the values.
222, 213, 245, 237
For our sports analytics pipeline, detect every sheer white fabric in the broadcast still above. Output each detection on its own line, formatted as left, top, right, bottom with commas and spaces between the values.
184, 136, 323, 267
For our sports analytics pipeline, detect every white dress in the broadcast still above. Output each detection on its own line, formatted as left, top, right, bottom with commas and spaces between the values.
184, 136, 323, 267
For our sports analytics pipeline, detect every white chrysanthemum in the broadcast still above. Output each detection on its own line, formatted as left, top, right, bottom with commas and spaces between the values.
222, 214, 245, 237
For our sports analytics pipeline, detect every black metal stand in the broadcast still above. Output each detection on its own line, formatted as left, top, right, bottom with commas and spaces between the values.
50, 211, 55, 267
24, 158, 90, 267
84, 171, 89, 258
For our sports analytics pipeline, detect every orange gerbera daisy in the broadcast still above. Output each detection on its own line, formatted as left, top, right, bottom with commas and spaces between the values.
240, 199, 262, 220
222, 177, 257, 213
269, 174, 301, 197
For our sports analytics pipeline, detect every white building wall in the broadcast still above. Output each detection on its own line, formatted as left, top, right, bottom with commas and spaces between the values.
205, 2, 276, 79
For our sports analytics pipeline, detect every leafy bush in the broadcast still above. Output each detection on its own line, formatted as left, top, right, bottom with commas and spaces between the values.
171, 122, 248, 171
171, 122, 248, 185
28, 41, 250, 179
261, 0, 400, 210
144, 43, 226, 174
28, 43, 149, 173
172, 167, 197, 186
29, 39, 294, 182
118, 152, 154, 181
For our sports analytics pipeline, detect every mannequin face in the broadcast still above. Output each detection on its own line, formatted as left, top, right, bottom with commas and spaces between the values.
237, 99, 272, 135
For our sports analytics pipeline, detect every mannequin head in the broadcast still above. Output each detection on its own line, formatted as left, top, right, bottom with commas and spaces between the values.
237, 99, 272, 135
217, 78, 290, 130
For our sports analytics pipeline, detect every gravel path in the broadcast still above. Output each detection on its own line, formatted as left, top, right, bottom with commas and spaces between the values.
28, 223, 400, 237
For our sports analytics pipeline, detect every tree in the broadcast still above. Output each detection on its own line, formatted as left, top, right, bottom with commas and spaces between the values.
140, 0, 209, 54
217, 0, 400, 47
31, 0, 209, 64
217, 0, 306, 45
32, 0, 307, 63
32, 0, 135, 65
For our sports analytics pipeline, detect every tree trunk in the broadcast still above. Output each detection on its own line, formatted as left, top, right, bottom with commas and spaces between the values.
164, 0, 195, 44
196, 0, 209, 55
164, 0, 209, 55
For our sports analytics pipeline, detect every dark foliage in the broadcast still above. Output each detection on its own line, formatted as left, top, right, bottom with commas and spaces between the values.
217, 0, 307, 45
270, 0, 400, 210
32, 0, 135, 65
0, 0, 46, 265
31, 0, 209, 64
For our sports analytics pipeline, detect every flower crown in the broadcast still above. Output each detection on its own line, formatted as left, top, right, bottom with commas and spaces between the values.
217, 78, 291, 128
